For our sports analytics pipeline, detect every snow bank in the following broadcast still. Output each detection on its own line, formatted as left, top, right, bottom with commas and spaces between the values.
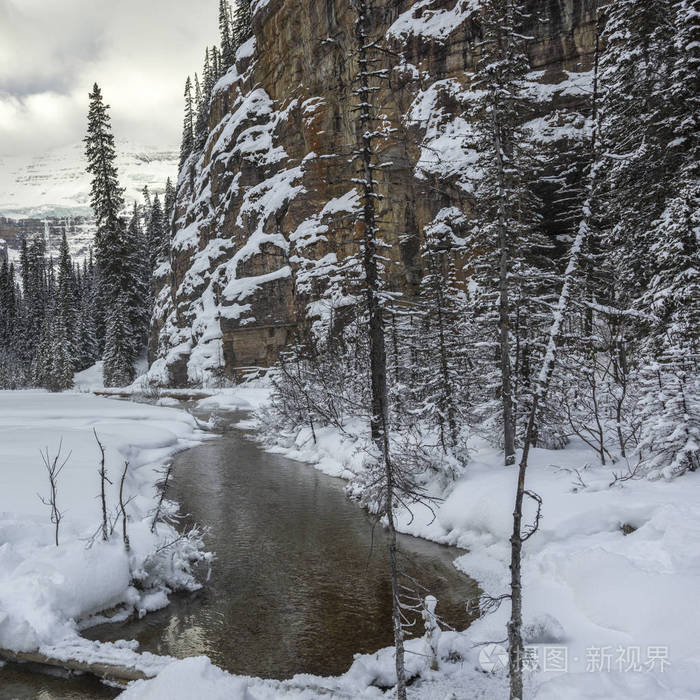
196, 386, 271, 412
119, 657, 253, 700
73, 361, 105, 391
0, 391, 208, 663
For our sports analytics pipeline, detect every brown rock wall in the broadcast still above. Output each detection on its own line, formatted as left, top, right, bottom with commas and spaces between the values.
153, 0, 597, 385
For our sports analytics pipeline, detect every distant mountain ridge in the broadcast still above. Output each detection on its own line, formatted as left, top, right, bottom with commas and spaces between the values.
0, 142, 178, 220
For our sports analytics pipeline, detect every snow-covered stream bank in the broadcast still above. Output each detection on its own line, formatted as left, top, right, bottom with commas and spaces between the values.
0, 391, 210, 692
2, 387, 699, 700
0, 389, 480, 699
83, 407, 478, 679
175, 388, 700, 700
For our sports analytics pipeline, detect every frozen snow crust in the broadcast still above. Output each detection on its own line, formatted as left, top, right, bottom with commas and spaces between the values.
0, 390, 209, 670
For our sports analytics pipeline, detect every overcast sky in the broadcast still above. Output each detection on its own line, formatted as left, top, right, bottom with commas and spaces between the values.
0, 0, 218, 157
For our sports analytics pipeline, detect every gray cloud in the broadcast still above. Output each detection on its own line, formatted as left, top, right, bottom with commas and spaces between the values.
0, 0, 218, 156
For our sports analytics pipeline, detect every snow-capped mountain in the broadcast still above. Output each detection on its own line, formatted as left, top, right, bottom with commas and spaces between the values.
0, 142, 178, 219
0, 142, 178, 267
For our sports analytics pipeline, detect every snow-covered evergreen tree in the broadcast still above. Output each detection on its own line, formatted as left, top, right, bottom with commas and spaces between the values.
211, 45, 222, 80
103, 293, 136, 388
0, 258, 16, 351
412, 210, 472, 456
33, 300, 73, 393
84, 83, 139, 386
233, 0, 253, 48
163, 177, 176, 230
85, 84, 125, 265
219, 0, 235, 69
56, 231, 77, 364
179, 76, 195, 168
598, 0, 675, 301
464, 0, 550, 463
148, 194, 166, 268
125, 202, 151, 353
636, 184, 700, 477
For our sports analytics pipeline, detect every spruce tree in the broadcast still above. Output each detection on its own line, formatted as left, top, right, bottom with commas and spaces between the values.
194, 72, 202, 113
0, 258, 16, 350
211, 45, 222, 80
56, 231, 77, 363
125, 203, 151, 353
85, 84, 125, 263
219, 0, 235, 69
598, 0, 675, 301
23, 237, 49, 365
202, 47, 213, 95
465, 0, 546, 464
233, 0, 253, 48
164, 177, 176, 231
33, 301, 73, 393
75, 257, 100, 370
667, 0, 699, 176
0, 259, 22, 389
85, 83, 138, 386
637, 185, 700, 477
52, 310, 75, 391
413, 211, 472, 456
148, 194, 166, 268
179, 76, 195, 168
194, 85, 210, 151
103, 293, 136, 387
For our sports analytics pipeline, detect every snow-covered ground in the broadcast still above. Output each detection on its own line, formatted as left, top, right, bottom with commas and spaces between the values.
118, 384, 700, 699
0, 389, 210, 676
2, 381, 697, 699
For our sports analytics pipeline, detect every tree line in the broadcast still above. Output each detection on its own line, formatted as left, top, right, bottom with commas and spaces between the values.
0, 85, 176, 390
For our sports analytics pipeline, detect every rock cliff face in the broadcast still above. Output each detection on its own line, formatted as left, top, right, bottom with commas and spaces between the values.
0, 216, 94, 266
150, 0, 597, 386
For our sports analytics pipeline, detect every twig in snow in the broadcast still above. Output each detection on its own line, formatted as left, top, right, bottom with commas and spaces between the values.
119, 461, 131, 552
38, 439, 71, 546
609, 455, 643, 487
93, 429, 111, 541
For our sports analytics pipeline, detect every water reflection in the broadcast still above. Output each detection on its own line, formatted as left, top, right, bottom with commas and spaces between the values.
0, 663, 118, 700
86, 412, 479, 679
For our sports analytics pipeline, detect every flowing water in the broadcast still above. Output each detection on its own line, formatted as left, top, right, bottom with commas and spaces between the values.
1, 409, 478, 699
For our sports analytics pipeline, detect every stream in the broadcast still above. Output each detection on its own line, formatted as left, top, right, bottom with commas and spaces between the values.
0, 409, 478, 699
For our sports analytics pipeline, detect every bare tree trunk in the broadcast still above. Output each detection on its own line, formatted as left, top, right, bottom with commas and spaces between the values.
93, 429, 110, 542
353, 2, 406, 696
509, 224, 588, 698
422, 595, 440, 671
493, 105, 516, 466
509, 40, 599, 691
119, 461, 130, 552
434, 272, 459, 450
384, 450, 407, 699
39, 441, 69, 547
